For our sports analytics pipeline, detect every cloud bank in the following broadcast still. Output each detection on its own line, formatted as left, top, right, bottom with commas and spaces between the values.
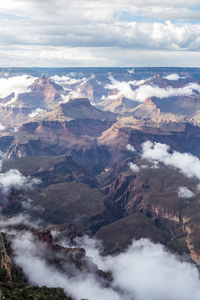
105, 75, 200, 102
13, 233, 124, 300
0, 75, 37, 101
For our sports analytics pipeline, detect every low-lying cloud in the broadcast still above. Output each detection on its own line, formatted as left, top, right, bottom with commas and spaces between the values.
0, 123, 5, 131
126, 144, 136, 152
0, 169, 41, 194
13, 233, 200, 300
105, 75, 200, 102
134, 83, 200, 102
105, 75, 143, 101
128, 162, 140, 172
13, 233, 124, 300
141, 140, 200, 181
178, 186, 195, 199
164, 74, 184, 81
28, 108, 46, 119
0, 75, 37, 101
0, 214, 40, 234
51, 75, 88, 87
59, 90, 83, 103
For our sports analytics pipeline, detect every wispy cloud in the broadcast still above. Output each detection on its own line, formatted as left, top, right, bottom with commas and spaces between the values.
0, 169, 41, 195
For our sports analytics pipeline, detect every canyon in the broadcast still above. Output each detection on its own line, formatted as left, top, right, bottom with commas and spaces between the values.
0, 67, 200, 298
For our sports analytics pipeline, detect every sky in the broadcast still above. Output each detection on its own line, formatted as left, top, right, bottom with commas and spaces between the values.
0, 0, 200, 67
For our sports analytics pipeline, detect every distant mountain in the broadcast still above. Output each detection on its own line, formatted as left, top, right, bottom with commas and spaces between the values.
0, 74, 68, 125
10, 74, 66, 110
0, 67, 40, 78
40, 97, 116, 122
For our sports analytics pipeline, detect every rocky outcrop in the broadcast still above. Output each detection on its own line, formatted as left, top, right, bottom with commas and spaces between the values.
0, 232, 12, 279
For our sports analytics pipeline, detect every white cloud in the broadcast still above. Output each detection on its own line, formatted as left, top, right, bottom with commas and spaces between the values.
141, 140, 200, 180
0, 123, 5, 131
0, 152, 7, 172
135, 82, 200, 102
0, 75, 37, 102
178, 187, 195, 198
0, 169, 41, 194
126, 144, 136, 152
105, 75, 143, 100
128, 162, 140, 172
0, 214, 39, 231
164, 74, 180, 81
109, 239, 200, 300
13, 232, 123, 300
51, 75, 88, 87
13, 232, 200, 300
0, 1, 199, 24
105, 74, 200, 102
28, 108, 46, 119
50, 75, 89, 102
0, 2, 200, 67
0, 46, 200, 68
59, 91, 84, 103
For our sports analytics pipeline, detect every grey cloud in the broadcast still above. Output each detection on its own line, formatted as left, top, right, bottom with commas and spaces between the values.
1, 1, 199, 22
1, 46, 200, 68
0, 1, 200, 51
0, 214, 40, 233
3, 20, 200, 51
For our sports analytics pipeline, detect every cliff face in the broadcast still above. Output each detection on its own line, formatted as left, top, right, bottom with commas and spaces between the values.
0, 232, 12, 279
98, 122, 200, 165
2, 98, 116, 173
85, 162, 200, 261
